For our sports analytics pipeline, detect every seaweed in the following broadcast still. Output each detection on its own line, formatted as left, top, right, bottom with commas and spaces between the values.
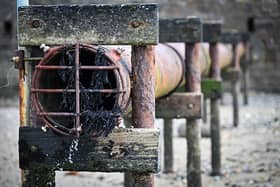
57, 46, 120, 137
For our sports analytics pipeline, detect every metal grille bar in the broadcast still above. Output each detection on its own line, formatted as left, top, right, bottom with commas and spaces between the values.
75, 43, 80, 137
36, 65, 119, 70
32, 43, 125, 137
31, 88, 125, 93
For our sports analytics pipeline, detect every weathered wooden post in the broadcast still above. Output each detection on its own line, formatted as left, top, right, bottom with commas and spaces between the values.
240, 33, 250, 105
220, 31, 242, 127
163, 119, 173, 173
202, 21, 222, 176
157, 18, 203, 179
130, 44, 156, 187
16, 4, 160, 187
185, 42, 202, 187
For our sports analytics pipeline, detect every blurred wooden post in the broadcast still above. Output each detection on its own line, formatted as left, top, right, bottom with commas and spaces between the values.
163, 119, 173, 173
158, 17, 202, 176
185, 43, 202, 187
209, 42, 221, 176
231, 42, 239, 127
131, 45, 156, 187
242, 33, 251, 105
203, 98, 208, 123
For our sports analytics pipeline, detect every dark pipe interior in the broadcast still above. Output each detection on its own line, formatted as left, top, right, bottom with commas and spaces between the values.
37, 48, 118, 132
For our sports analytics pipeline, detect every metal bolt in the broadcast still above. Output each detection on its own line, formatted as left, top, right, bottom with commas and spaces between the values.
130, 20, 144, 28
32, 20, 41, 28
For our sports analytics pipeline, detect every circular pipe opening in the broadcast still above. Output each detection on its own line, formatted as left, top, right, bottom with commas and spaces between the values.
32, 44, 128, 137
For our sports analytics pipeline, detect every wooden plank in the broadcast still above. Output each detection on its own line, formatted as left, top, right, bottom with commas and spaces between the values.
221, 68, 241, 81
18, 4, 159, 46
202, 21, 222, 43
19, 127, 160, 173
159, 17, 202, 43
202, 79, 222, 99
156, 92, 202, 119
220, 31, 241, 44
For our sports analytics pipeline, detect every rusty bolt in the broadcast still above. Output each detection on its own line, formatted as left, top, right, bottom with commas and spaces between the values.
32, 20, 41, 28
130, 20, 144, 28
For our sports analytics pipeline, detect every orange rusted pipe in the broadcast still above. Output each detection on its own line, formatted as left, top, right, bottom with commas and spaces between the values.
27, 42, 245, 136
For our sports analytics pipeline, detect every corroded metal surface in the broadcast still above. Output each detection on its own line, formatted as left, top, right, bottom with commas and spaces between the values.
24, 42, 245, 137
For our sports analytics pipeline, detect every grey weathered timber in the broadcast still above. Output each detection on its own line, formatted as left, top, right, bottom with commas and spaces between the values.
220, 31, 241, 44
131, 45, 156, 187
202, 21, 222, 43
232, 80, 239, 127
209, 42, 221, 176
22, 168, 55, 187
231, 43, 240, 127
163, 119, 173, 173
221, 68, 241, 81
159, 17, 202, 43
19, 127, 160, 173
156, 93, 202, 119
241, 38, 251, 105
185, 43, 202, 187
18, 4, 159, 46
202, 98, 208, 123
210, 99, 221, 175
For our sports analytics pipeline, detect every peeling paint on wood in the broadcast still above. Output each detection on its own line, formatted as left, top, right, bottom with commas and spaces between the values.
18, 4, 159, 46
19, 127, 160, 173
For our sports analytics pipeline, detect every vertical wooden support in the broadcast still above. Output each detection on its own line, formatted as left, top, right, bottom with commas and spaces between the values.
231, 43, 239, 127
202, 98, 207, 123
209, 42, 221, 176
17, 1, 55, 186
163, 119, 173, 173
242, 41, 250, 105
185, 43, 202, 187
131, 45, 155, 187
21, 48, 56, 187
123, 118, 134, 187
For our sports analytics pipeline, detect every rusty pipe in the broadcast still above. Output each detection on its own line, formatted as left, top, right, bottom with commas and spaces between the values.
30, 42, 245, 136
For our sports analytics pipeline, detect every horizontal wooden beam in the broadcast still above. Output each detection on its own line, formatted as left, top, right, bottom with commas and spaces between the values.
202, 79, 222, 99
156, 92, 202, 119
221, 68, 241, 81
18, 4, 159, 46
159, 17, 202, 43
19, 127, 160, 173
202, 21, 222, 43
220, 31, 241, 44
